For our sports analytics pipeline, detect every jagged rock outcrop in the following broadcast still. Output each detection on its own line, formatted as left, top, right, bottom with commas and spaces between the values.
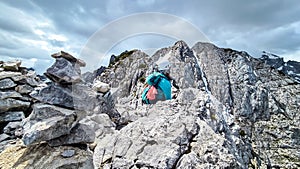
0, 41, 299, 168
192, 43, 299, 168
260, 51, 300, 82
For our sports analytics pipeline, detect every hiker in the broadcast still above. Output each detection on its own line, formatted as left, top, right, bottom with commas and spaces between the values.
142, 62, 179, 104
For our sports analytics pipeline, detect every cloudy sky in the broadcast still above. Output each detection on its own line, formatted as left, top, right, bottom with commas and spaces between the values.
1, 0, 300, 73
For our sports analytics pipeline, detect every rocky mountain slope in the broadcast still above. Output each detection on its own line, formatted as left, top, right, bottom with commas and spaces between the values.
0, 41, 299, 169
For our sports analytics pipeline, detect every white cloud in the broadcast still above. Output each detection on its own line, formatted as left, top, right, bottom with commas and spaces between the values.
34, 29, 46, 36
48, 34, 68, 42
1, 0, 300, 74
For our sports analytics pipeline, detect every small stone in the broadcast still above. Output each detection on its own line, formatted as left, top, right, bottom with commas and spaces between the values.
92, 80, 110, 93
3, 60, 21, 71
3, 121, 22, 135
61, 149, 75, 158
15, 84, 34, 94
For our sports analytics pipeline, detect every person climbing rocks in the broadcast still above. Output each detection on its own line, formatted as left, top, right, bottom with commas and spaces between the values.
142, 61, 179, 104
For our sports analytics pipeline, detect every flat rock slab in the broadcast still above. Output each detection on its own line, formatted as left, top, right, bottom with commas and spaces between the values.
22, 103, 84, 145
0, 142, 93, 169
0, 98, 30, 113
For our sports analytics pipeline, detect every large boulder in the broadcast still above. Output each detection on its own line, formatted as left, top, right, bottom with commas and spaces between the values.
44, 51, 86, 85
93, 103, 199, 169
22, 103, 84, 145
80, 113, 116, 139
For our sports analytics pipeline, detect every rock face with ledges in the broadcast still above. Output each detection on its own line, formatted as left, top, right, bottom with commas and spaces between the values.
192, 42, 300, 168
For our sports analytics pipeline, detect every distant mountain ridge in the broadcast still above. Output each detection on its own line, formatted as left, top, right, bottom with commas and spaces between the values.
260, 51, 300, 82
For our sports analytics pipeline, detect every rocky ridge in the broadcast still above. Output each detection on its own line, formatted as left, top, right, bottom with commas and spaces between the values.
260, 51, 300, 82
0, 41, 299, 168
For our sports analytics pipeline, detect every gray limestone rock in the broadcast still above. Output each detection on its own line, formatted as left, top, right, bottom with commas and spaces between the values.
3, 121, 22, 135
80, 113, 116, 139
0, 71, 22, 80
47, 123, 95, 146
0, 91, 22, 100
0, 111, 25, 123
51, 51, 86, 67
2, 60, 21, 71
61, 149, 76, 158
22, 103, 84, 145
0, 78, 17, 89
0, 134, 10, 142
15, 84, 34, 94
0, 143, 93, 169
44, 57, 81, 84
0, 98, 30, 113
30, 82, 120, 124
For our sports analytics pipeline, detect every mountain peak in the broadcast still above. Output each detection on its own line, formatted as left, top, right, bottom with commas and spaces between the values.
174, 40, 189, 48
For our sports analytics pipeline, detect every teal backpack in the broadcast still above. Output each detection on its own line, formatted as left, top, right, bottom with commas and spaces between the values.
142, 72, 171, 104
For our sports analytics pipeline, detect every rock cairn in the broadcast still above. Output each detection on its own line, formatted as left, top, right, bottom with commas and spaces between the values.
0, 60, 42, 151
0, 51, 120, 168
